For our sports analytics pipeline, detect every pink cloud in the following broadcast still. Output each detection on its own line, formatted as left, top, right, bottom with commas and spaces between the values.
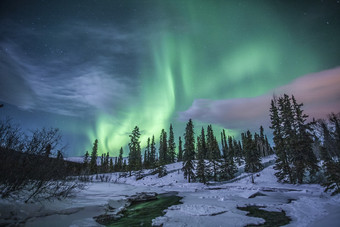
179, 67, 340, 130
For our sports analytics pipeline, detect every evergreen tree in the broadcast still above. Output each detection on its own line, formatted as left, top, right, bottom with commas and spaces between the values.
182, 119, 195, 183
220, 135, 237, 181
90, 139, 98, 174
318, 113, 340, 195
117, 147, 124, 171
83, 150, 89, 173
270, 94, 318, 184
109, 158, 114, 172
177, 136, 183, 162
144, 150, 147, 168
144, 137, 151, 169
104, 152, 109, 173
196, 135, 207, 184
329, 113, 340, 156
233, 138, 243, 166
157, 130, 168, 176
259, 126, 266, 156
159, 129, 168, 165
168, 124, 176, 163
244, 130, 263, 183
228, 136, 234, 158
128, 126, 142, 174
270, 98, 293, 183
100, 153, 104, 173
114, 157, 118, 171
123, 160, 127, 172
220, 130, 227, 159
150, 135, 156, 168
291, 95, 318, 183
206, 125, 220, 181
201, 127, 207, 159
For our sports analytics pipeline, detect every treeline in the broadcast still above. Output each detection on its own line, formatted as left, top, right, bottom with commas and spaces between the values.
83, 122, 273, 183
83, 94, 340, 195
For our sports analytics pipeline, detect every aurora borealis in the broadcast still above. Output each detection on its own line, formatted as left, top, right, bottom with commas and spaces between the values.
1, 0, 340, 156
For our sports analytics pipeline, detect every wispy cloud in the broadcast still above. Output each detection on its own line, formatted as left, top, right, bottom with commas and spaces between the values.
0, 21, 141, 117
179, 67, 340, 130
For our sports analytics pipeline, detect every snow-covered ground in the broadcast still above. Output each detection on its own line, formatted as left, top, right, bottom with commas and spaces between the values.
1, 155, 339, 226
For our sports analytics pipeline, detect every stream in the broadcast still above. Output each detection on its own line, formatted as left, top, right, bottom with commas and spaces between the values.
106, 192, 182, 226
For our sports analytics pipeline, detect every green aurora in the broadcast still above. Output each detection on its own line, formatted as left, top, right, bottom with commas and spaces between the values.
87, 1, 323, 155
1, 0, 339, 156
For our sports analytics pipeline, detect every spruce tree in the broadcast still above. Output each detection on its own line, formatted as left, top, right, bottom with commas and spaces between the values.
128, 126, 142, 174
177, 136, 183, 162
83, 150, 89, 173
318, 113, 340, 195
259, 126, 266, 157
270, 94, 318, 184
329, 113, 340, 156
182, 119, 195, 183
100, 153, 104, 173
117, 147, 124, 171
104, 152, 109, 172
270, 98, 293, 183
157, 130, 168, 176
159, 129, 168, 165
291, 95, 318, 183
150, 135, 156, 168
221, 130, 227, 159
244, 130, 263, 183
90, 139, 98, 174
144, 137, 151, 169
201, 127, 207, 159
123, 160, 127, 172
220, 134, 237, 181
114, 157, 118, 171
206, 125, 220, 181
196, 135, 206, 184
144, 150, 147, 169
233, 139, 243, 166
168, 124, 176, 163
228, 136, 234, 158
109, 158, 114, 172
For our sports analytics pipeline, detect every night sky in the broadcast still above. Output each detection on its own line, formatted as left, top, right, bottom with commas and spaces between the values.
1, 0, 340, 157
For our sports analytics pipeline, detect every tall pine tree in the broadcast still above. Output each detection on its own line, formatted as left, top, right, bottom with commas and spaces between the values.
196, 135, 207, 184
244, 130, 263, 183
182, 119, 195, 183
177, 136, 183, 162
168, 124, 176, 163
117, 147, 124, 171
128, 126, 142, 174
90, 139, 98, 174
206, 125, 220, 181
270, 94, 318, 184
159, 129, 168, 165
150, 135, 156, 168
83, 150, 89, 174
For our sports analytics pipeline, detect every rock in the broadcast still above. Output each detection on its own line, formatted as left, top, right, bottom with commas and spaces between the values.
128, 192, 158, 204
94, 213, 124, 225
108, 199, 130, 211
248, 191, 267, 198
